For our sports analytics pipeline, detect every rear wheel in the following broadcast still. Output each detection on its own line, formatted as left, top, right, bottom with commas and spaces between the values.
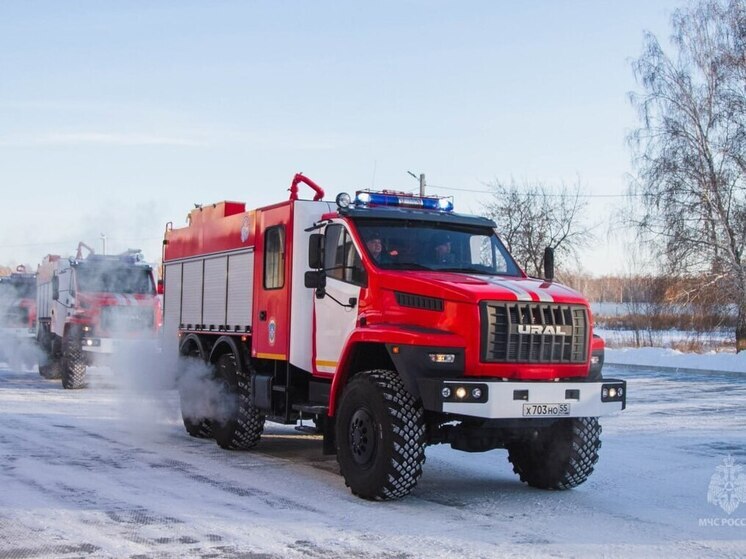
177, 350, 214, 439
38, 330, 62, 379
39, 359, 62, 380
212, 352, 264, 450
335, 369, 426, 500
507, 417, 602, 489
61, 326, 86, 389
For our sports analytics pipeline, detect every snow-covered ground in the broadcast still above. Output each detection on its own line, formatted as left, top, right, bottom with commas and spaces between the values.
606, 346, 746, 373
1, 351, 745, 558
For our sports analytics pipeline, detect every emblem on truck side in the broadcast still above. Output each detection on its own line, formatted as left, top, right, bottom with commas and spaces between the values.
240, 215, 251, 243
516, 325, 573, 336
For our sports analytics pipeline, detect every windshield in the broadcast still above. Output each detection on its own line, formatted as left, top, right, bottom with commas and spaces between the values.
0, 277, 36, 299
355, 219, 522, 276
75, 264, 155, 295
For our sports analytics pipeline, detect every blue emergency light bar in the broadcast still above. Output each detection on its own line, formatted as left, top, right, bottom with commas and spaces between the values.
355, 191, 454, 212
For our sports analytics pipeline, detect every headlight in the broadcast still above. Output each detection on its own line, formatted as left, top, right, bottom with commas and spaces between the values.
440, 383, 488, 403
601, 382, 625, 403
429, 353, 456, 364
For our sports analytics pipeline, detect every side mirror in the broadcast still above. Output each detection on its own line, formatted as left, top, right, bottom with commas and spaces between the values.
308, 233, 323, 269
52, 276, 59, 301
304, 270, 326, 298
157, 279, 164, 295
543, 246, 554, 282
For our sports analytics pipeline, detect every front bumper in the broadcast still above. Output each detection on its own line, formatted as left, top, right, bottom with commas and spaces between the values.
1, 327, 35, 339
419, 378, 626, 419
81, 336, 161, 354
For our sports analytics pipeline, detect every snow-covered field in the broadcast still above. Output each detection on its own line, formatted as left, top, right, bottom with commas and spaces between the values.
1, 354, 745, 558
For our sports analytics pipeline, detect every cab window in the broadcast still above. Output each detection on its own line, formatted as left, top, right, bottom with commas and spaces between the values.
324, 224, 366, 285
264, 226, 286, 289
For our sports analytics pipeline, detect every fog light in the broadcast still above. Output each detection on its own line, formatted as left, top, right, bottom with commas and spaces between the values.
441, 387, 451, 398
591, 355, 600, 364
86, 339, 93, 346
471, 387, 482, 399
609, 387, 617, 398
429, 353, 456, 364
455, 387, 467, 399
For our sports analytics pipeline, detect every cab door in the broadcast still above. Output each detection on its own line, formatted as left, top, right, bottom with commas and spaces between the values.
252, 204, 292, 361
313, 223, 366, 376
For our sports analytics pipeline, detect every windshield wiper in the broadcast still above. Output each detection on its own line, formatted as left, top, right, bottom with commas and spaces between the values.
437, 266, 496, 275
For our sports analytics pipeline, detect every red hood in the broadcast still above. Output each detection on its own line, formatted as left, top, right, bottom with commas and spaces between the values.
378, 271, 589, 306
366, 270, 594, 381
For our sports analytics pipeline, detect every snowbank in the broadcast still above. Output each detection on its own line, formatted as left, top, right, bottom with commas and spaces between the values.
606, 346, 745, 373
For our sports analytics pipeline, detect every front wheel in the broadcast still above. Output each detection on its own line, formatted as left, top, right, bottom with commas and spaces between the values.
507, 417, 602, 489
335, 369, 426, 500
61, 327, 87, 389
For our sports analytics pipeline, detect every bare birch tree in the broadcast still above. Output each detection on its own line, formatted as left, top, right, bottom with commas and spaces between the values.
483, 179, 591, 277
628, 0, 746, 351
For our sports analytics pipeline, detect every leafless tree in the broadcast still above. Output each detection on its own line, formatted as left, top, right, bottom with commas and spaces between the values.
483, 179, 591, 277
628, 0, 746, 351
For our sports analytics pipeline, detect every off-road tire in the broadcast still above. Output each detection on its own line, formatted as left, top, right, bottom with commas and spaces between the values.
507, 417, 602, 489
39, 359, 62, 380
182, 412, 213, 439
177, 349, 214, 439
335, 369, 426, 500
212, 352, 265, 450
61, 327, 87, 389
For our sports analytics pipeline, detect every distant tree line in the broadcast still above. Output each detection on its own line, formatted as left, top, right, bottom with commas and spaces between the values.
562, 272, 736, 343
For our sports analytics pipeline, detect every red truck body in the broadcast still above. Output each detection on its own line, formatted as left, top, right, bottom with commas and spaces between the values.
163, 175, 625, 499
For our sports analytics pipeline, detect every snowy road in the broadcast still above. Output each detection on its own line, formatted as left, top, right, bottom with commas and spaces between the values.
1, 364, 745, 558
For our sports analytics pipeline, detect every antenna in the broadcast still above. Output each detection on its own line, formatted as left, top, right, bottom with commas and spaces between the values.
407, 171, 426, 196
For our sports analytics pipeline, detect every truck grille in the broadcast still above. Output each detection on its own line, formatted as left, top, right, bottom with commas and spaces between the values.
100, 306, 154, 333
480, 301, 588, 363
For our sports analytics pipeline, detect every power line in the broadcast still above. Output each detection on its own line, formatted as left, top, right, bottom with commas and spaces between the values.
426, 184, 643, 198
0, 237, 162, 250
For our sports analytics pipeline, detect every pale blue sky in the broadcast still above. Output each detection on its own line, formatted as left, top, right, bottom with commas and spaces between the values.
1, 0, 682, 274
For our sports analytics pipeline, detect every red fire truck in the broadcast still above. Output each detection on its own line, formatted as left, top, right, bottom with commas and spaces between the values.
0, 266, 37, 368
163, 174, 626, 500
36, 243, 162, 388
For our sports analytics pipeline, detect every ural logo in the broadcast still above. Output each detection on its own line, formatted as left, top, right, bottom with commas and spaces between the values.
517, 325, 572, 336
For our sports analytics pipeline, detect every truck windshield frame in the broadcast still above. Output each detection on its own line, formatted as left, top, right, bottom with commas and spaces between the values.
74, 264, 155, 295
354, 219, 522, 276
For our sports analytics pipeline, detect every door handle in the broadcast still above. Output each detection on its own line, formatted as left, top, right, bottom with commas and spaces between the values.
259, 311, 267, 321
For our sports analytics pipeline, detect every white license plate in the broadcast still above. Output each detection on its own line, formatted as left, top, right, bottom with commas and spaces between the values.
522, 403, 571, 417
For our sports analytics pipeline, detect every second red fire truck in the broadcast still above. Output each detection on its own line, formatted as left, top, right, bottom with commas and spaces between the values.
36, 243, 162, 388
163, 174, 626, 500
